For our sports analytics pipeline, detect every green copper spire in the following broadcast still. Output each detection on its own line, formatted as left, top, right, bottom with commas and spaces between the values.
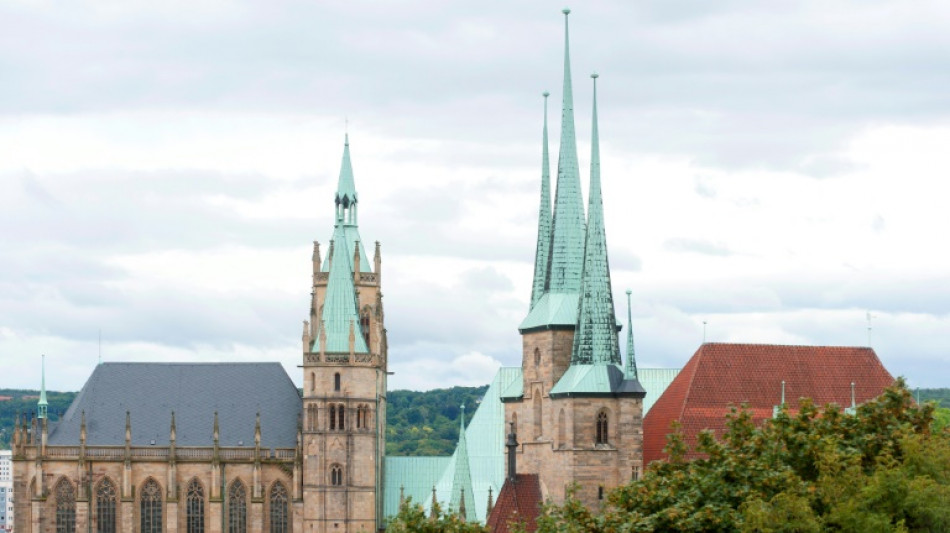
37, 354, 48, 419
323, 134, 371, 273
336, 133, 358, 217
625, 289, 638, 380
449, 404, 475, 522
314, 236, 370, 354
529, 92, 553, 309
570, 73, 621, 367
546, 8, 586, 295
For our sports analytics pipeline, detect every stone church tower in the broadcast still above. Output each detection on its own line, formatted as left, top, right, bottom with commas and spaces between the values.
301, 135, 388, 532
503, 9, 645, 509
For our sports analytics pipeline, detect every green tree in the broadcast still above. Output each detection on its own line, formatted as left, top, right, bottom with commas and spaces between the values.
538, 379, 950, 532
387, 498, 488, 533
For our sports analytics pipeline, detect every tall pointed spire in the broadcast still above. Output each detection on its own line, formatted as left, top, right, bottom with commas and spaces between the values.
547, 8, 586, 295
37, 354, 48, 419
570, 73, 621, 367
316, 234, 370, 354
336, 133, 358, 218
449, 404, 475, 522
530, 92, 553, 309
625, 289, 638, 380
324, 134, 370, 273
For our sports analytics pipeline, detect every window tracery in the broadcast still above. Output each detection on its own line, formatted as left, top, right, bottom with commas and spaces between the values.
228, 480, 247, 533
269, 482, 289, 533
330, 464, 343, 486
140, 479, 162, 533
55, 477, 76, 533
96, 478, 116, 533
186, 478, 204, 533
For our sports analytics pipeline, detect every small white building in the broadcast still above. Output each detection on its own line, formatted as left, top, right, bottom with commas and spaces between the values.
0, 449, 13, 532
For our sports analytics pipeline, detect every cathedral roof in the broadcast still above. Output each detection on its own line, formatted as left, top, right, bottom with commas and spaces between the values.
335, 133, 358, 207
485, 474, 541, 533
529, 93, 552, 310
322, 136, 371, 273
48, 362, 301, 448
642, 343, 895, 464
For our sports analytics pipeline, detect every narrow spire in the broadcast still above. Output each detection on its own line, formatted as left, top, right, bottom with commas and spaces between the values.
213, 411, 220, 444
486, 486, 494, 516
336, 133, 358, 216
458, 488, 467, 521
316, 237, 370, 354
449, 404, 475, 522
170, 411, 177, 442
37, 354, 48, 419
547, 8, 586, 295
430, 486, 438, 518
570, 73, 622, 366
625, 289, 638, 380
530, 91, 553, 309
255, 411, 262, 447
80, 410, 86, 444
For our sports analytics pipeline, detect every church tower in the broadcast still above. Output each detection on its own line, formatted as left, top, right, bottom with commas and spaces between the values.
504, 10, 645, 509
302, 135, 387, 532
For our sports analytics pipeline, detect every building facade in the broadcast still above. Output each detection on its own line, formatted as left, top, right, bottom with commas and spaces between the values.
11, 136, 387, 533
1, 449, 13, 532
500, 9, 645, 510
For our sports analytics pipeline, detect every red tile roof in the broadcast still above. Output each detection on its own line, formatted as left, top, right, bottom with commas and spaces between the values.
485, 474, 541, 533
642, 343, 895, 464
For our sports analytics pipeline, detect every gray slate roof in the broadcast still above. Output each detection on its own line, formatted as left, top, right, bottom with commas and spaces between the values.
49, 363, 301, 448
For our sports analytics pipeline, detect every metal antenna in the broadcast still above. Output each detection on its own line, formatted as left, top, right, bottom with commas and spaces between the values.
702, 321, 707, 344
866, 311, 874, 347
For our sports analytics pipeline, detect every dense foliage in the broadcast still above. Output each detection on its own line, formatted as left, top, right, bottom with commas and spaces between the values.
386, 497, 488, 533
0, 389, 75, 449
386, 385, 488, 456
539, 379, 950, 532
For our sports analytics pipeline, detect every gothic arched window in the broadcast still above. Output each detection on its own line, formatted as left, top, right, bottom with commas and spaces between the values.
55, 477, 76, 533
534, 348, 541, 368
557, 408, 566, 449
334, 372, 341, 391
140, 479, 162, 533
96, 478, 117, 533
330, 464, 343, 486
360, 309, 371, 348
596, 410, 609, 445
338, 404, 345, 430
269, 482, 289, 533
533, 390, 542, 439
228, 480, 247, 533
186, 478, 205, 533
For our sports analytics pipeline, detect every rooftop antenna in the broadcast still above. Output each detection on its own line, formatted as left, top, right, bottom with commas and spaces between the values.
866, 311, 874, 347
702, 320, 708, 344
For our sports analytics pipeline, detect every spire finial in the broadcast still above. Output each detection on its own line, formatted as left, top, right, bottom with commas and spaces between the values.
38, 354, 48, 419
625, 289, 638, 380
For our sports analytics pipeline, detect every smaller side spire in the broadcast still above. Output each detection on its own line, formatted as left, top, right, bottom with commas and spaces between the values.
530, 91, 553, 308
335, 133, 359, 222
37, 354, 48, 419
625, 289, 638, 380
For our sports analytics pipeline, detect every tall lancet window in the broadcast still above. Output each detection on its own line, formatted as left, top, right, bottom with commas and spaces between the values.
55, 478, 76, 533
269, 482, 289, 533
140, 479, 162, 533
186, 478, 205, 533
596, 410, 609, 445
96, 478, 117, 533
228, 480, 247, 533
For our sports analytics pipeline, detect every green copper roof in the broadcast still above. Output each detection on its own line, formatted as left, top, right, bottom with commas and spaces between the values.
383, 456, 450, 517
313, 234, 369, 354
625, 289, 639, 380
568, 74, 622, 367
448, 405, 476, 522
519, 292, 580, 331
546, 9, 586, 298
638, 368, 680, 415
529, 93, 553, 309
336, 134, 358, 208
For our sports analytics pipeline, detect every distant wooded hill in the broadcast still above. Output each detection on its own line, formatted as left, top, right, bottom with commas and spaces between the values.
0, 385, 490, 455
2, 385, 943, 453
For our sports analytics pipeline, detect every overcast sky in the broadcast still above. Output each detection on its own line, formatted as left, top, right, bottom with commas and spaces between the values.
2, 0, 949, 393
